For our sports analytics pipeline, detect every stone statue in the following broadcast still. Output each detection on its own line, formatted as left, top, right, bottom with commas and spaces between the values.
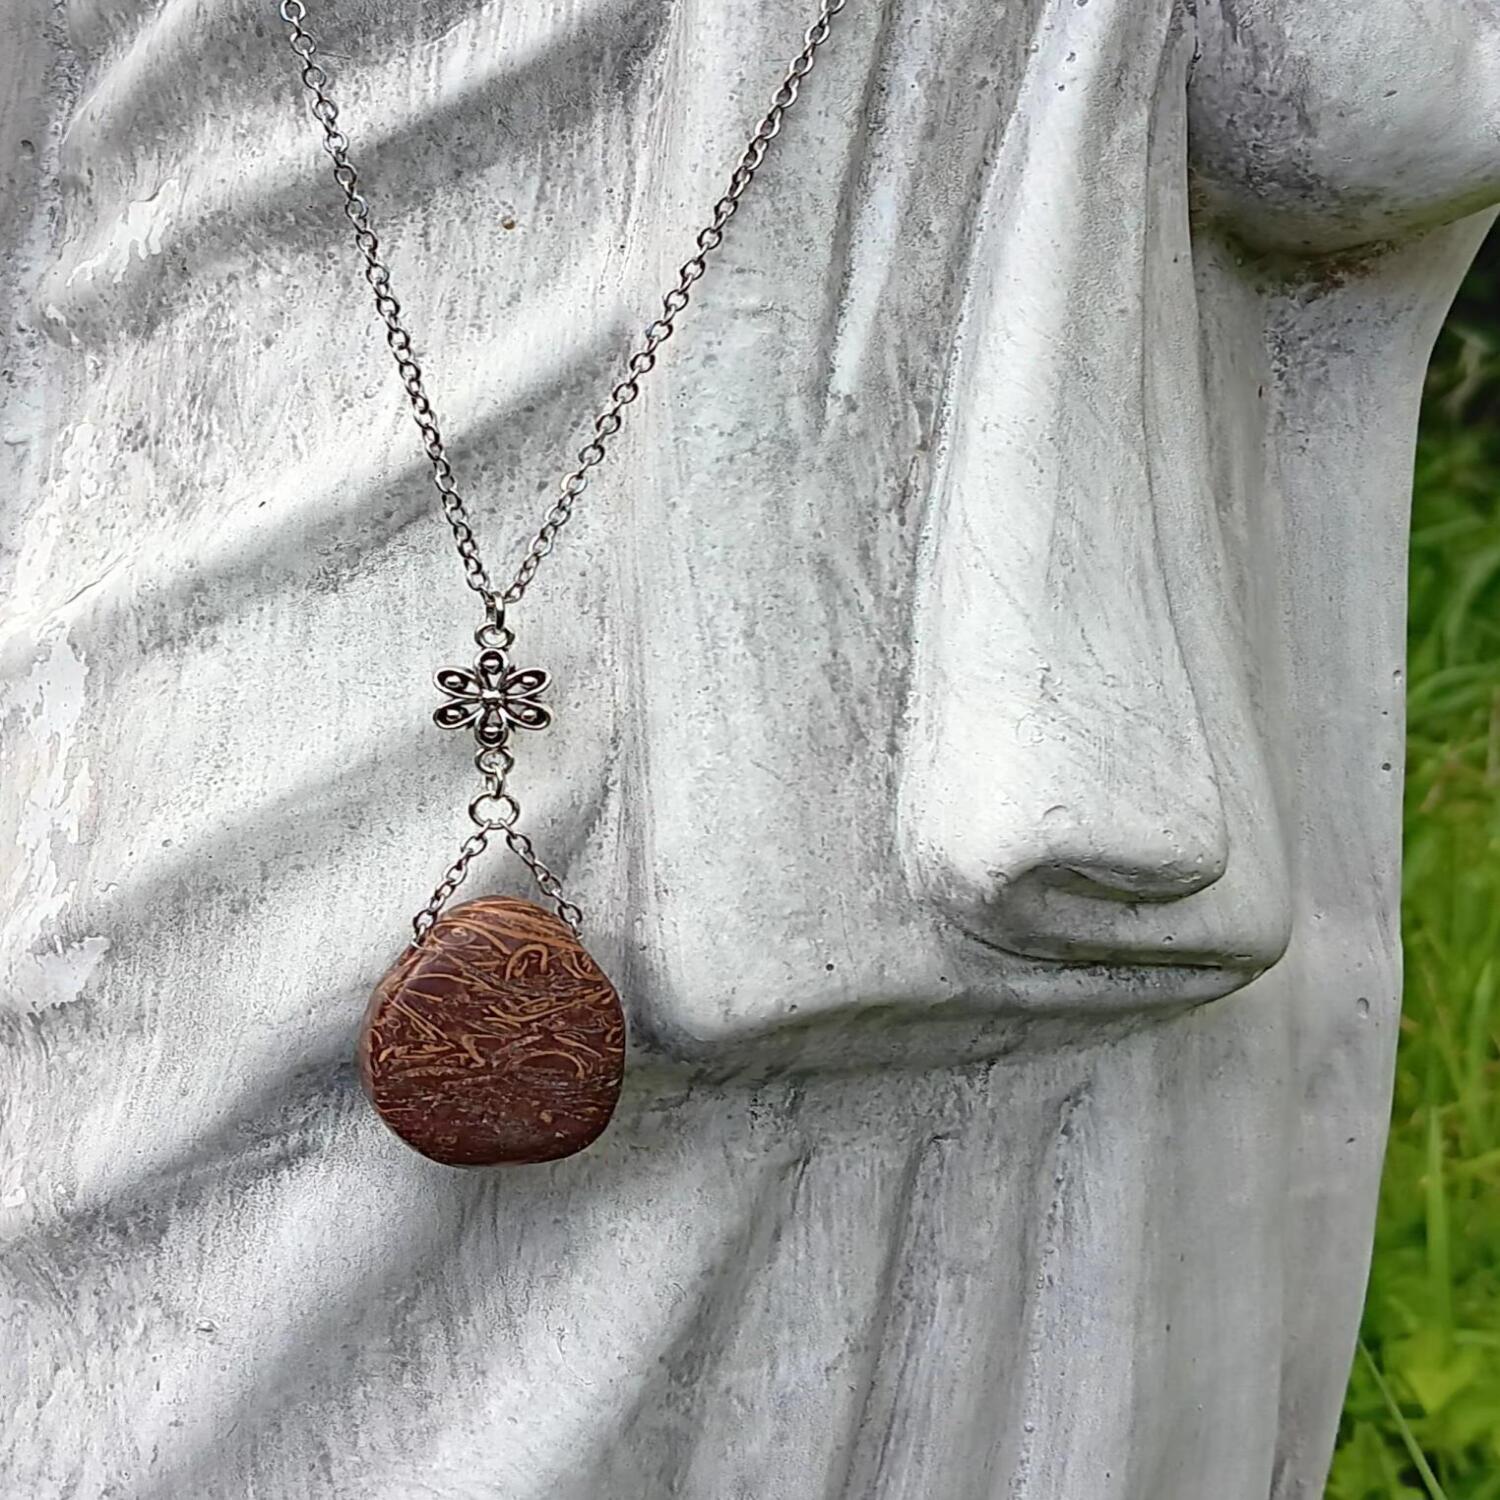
3, 0, 1496, 1493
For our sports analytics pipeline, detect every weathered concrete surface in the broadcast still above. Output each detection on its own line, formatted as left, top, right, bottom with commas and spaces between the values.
2, 0, 1496, 1494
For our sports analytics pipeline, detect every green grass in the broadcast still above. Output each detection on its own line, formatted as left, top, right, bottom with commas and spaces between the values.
1328, 276, 1500, 1499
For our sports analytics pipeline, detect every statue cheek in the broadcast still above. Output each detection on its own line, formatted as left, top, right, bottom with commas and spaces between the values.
1187, 0, 1500, 254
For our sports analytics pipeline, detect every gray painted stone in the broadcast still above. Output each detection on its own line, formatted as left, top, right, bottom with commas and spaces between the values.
2, 0, 1496, 1495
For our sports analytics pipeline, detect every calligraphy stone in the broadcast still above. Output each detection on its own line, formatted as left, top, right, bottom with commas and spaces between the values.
358, 897, 626, 1166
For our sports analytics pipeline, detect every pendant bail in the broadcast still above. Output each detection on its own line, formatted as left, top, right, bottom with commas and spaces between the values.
476, 592, 514, 650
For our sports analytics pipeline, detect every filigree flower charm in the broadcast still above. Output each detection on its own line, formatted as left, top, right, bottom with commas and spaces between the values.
433, 649, 552, 747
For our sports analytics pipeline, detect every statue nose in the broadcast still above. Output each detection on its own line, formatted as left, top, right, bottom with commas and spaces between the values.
889, 68, 1291, 973
898, 628, 1235, 961
1007, 804, 1229, 904
899, 671, 1234, 961
893, 379, 1258, 964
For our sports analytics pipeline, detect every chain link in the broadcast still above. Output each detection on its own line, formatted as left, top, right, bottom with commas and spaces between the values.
411, 745, 582, 943
278, 0, 497, 604
412, 827, 493, 945
499, 0, 849, 606
278, 0, 845, 935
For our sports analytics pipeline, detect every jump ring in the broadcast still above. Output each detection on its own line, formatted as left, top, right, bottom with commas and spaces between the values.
474, 745, 514, 779
475, 593, 513, 649
475, 622, 514, 649
469, 791, 520, 830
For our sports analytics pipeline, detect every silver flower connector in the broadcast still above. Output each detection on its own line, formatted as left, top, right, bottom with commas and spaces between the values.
433, 648, 552, 748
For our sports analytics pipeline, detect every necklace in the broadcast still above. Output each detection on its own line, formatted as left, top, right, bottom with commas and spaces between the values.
278, 0, 846, 1167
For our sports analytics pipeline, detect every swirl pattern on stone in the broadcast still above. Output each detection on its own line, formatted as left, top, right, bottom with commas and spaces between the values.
359, 897, 625, 1166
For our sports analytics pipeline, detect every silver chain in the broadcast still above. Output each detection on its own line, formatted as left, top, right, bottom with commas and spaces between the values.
410, 737, 584, 942
278, 0, 846, 939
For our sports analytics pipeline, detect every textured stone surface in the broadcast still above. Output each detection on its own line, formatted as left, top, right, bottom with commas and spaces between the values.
3, 0, 1499, 1496
360, 897, 624, 1166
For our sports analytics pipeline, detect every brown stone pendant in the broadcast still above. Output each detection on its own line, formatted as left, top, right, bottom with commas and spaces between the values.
358, 896, 625, 1167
